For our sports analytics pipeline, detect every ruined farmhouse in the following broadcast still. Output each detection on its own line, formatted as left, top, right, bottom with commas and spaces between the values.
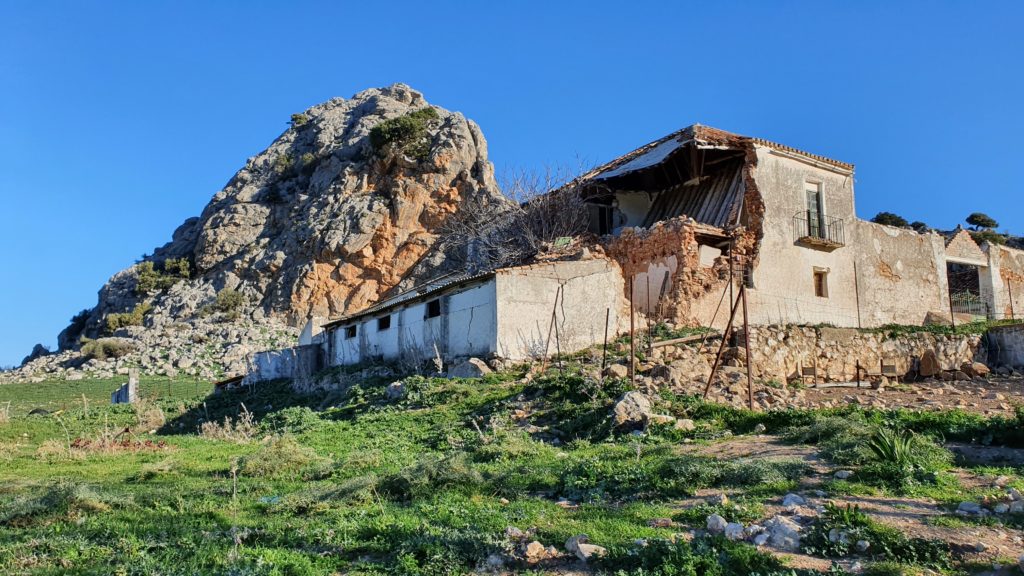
254, 124, 1024, 378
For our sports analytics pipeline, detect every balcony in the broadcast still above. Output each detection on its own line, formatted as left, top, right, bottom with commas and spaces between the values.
794, 211, 845, 251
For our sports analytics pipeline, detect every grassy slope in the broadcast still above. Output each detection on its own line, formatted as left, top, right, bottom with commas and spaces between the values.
3, 367, 1024, 575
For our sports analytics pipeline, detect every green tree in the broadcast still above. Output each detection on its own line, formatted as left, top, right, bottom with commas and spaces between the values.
910, 221, 930, 233
966, 212, 998, 230
871, 212, 909, 228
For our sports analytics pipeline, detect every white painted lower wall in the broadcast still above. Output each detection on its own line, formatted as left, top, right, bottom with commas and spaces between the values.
329, 280, 498, 366
325, 259, 628, 366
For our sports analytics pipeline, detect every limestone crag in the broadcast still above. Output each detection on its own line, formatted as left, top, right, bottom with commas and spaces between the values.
17, 84, 509, 381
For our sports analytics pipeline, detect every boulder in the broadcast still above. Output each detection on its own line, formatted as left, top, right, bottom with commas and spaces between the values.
706, 514, 728, 534
385, 382, 406, 400
765, 515, 801, 552
524, 541, 546, 563
674, 418, 696, 432
782, 493, 806, 507
604, 364, 629, 379
612, 391, 653, 428
963, 362, 991, 378
956, 501, 982, 515
724, 522, 745, 541
565, 535, 606, 562
919, 349, 941, 377
447, 358, 492, 379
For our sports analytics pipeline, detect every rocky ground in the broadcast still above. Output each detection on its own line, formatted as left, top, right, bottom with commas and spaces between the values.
2, 319, 297, 384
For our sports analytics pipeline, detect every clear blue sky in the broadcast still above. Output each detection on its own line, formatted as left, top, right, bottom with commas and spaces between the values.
1, 1, 1021, 366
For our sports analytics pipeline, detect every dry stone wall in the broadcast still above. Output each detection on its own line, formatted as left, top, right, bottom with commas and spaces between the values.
745, 326, 985, 383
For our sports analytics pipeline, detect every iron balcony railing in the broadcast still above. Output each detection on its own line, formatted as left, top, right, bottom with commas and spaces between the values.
794, 211, 845, 247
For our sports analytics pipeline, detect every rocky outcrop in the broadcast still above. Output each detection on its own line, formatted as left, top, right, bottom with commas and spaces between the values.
17, 84, 510, 381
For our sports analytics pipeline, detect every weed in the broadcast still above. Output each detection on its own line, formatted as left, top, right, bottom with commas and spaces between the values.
237, 435, 328, 479
802, 503, 950, 568
0, 481, 130, 525
261, 406, 322, 433
380, 452, 484, 501
598, 536, 805, 576
198, 405, 257, 442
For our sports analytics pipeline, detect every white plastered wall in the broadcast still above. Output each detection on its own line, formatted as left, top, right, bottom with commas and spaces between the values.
745, 147, 862, 326
494, 259, 627, 361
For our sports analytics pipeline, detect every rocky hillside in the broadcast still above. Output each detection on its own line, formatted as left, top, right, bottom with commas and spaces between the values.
11, 84, 510, 382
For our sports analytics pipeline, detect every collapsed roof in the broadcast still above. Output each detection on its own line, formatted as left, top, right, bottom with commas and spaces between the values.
576, 124, 852, 231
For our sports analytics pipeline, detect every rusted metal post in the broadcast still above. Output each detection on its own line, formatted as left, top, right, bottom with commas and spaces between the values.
1009, 279, 1016, 321
601, 308, 610, 371
630, 278, 636, 387
553, 298, 564, 375
741, 286, 754, 411
703, 290, 744, 399
540, 285, 562, 372
646, 275, 654, 355
948, 288, 957, 329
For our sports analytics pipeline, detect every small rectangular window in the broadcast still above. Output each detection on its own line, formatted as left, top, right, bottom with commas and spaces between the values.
344, 325, 357, 339
377, 315, 391, 331
813, 270, 829, 298
425, 299, 442, 319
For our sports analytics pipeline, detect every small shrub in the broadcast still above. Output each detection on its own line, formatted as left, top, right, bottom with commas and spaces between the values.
299, 151, 317, 173
135, 261, 187, 295
261, 406, 322, 434
368, 107, 439, 160
162, 257, 191, 279
720, 458, 810, 488
105, 302, 152, 332
213, 289, 245, 321
290, 113, 308, 127
273, 153, 293, 174
782, 413, 873, 465
133, 401, 166, 430
34, 439, 72, 461
860, 428, 953, 489
198, 406, 257, 442
238, 435, 327, 479
380, 452, 484, 501
81, 337, 136, 360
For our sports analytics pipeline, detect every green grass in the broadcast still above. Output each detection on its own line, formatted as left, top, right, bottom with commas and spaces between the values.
0, 375, 211, 415
2, 369, 1023, 574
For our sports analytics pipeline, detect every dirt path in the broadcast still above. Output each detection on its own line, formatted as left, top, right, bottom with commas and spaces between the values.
681, 435, 1024, 570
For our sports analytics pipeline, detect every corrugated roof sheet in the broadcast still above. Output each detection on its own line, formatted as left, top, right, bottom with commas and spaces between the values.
641, 162, 745, 228
322, 270, 496, 329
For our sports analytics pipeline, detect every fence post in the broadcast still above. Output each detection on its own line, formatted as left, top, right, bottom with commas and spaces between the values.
948, 289, 957, 329
741, 286, 754, 411
629, 278, 636, 387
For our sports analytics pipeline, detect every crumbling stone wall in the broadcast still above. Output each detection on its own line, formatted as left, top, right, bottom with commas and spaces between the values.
604, 217, 733, 324
996, 246, 1024, 320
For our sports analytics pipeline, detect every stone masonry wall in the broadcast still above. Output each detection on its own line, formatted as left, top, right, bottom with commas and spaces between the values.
745, 326, 984, 383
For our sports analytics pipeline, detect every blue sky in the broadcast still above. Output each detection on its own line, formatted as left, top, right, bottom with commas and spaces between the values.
1, 1, 1021, 366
